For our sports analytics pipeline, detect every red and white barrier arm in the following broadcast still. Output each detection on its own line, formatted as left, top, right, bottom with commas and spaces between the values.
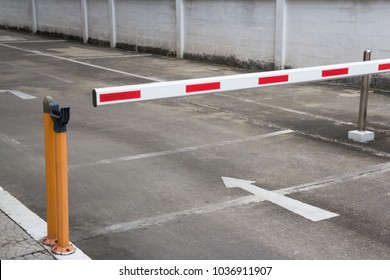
92, 59, 390, 107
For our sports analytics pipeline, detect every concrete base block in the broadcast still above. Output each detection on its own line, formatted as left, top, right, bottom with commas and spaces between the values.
348, 130, 375, 143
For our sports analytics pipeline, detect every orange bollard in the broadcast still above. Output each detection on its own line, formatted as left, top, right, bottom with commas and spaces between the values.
50, 106, 75, 255
42, 97, 58, 246
51, 128, 75, 255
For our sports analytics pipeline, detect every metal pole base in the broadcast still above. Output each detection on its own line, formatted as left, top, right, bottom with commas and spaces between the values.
348, 130, 375, 143
42, 236, 57, 246
51, 243, 76, 255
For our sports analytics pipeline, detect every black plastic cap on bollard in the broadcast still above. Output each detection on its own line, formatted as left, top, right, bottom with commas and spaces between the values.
51, 107, 70, 133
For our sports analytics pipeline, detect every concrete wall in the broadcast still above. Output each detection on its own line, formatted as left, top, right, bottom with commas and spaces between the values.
35, 0, 82, 37
87, 0, 110, 42
184, 0, 276, 67
285, 0, 390, 67
0, 0, 32, 30
1, 0, 389, 71
116, 0, 176, 52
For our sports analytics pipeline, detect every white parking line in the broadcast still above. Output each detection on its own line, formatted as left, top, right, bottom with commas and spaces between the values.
70, 129, 294, 169
40, 73, 73, 84
220, 94, 355, 126
73, 54, 152, 60
0, 90, 36, 100
80, 161, 390, 240
0, 43, 163, 82
81, 195, 263, 241
220, 94, 389, 128
8, 62, 74, 84
0, 36, 26, 42
277, 162, 390, 195
186, 99, 390, 158
0, 132, 44, 162
1, 40, 67, 44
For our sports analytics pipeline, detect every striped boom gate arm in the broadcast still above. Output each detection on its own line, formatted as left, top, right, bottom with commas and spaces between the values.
92, 59, 390, 107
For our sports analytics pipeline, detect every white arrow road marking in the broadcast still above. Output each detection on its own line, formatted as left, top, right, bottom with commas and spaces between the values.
77, 164, 387, 240
0, 90, 36, 100
222, 177, 339, 222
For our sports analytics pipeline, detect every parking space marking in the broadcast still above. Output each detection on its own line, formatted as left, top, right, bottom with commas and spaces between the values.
40, 73, 73, 84
220, 94, 389, 129
0, 40, 25, 43
220, 94, 355, 126
78, 161, 390, 241
277, 162, 390, 195
0, 43, 164, 82
0, 89, 36, 99
0, 132, 44, 163
7, 62, 74, 84
1, 40, 67, 44
73, 54, 153, 60
70, 129, 294, 169
79, 195, 263, 242
185, 100, 390, 158
0, 35, 27, 42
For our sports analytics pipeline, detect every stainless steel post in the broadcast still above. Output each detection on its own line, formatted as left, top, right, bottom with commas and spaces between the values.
357, 50, 372, 131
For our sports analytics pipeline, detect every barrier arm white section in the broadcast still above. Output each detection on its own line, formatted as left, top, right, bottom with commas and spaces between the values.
92, 59, 390, 107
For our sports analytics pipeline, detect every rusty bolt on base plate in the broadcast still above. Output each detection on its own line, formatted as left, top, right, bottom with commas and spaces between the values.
42, 236, 57, 246
51, 242, 76, 256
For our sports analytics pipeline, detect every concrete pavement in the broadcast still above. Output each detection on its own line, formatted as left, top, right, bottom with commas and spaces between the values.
0, 186, 90, 260
0, 209, 54, 260
1, 29, 390, 260
0, 184, 54, 260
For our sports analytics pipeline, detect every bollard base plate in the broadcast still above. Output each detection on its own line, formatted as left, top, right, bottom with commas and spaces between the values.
42, 236, 57, 246
348, 130, 375, 143
51, 243, 76, 255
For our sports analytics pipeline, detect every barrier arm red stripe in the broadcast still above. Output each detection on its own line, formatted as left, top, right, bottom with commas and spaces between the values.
186, 82, 221, 93
322, 68, 349, 77
93, 90, 141, 107
379, 63, 390, 71
259, 75, 289, 85
99, 90, 141, 103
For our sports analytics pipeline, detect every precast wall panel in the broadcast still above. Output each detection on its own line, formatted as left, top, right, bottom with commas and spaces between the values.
184, 0, 276, 65
116, 0, 176, 52
0, 0, 32, 30
87, 0, 110, 42
35, 0, 82, 37
285, 0, 390, 67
